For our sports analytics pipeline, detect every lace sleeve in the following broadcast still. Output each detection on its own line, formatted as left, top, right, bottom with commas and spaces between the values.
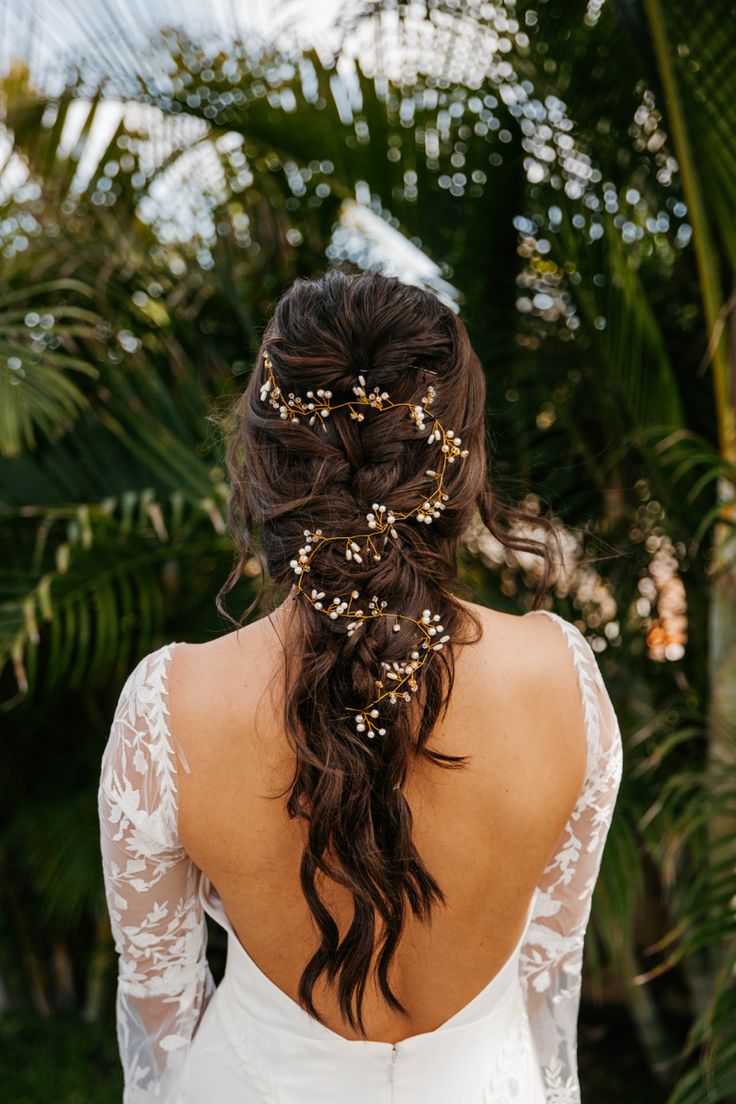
519, 610, 623, 1103
98, 643, 215, 1103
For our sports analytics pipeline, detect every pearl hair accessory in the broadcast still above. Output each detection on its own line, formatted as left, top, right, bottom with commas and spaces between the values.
260, 350, 469, 740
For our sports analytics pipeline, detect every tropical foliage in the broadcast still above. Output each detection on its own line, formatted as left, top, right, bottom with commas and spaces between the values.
0, 1, 734, 1099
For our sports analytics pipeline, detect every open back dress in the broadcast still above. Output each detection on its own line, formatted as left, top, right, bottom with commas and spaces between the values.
98, 609, 623, 1103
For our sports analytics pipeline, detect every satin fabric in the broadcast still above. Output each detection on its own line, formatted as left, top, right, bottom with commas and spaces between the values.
176, 877, 546, 1103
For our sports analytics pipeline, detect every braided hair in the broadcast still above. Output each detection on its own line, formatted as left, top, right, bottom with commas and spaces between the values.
215, 269, 556, 1035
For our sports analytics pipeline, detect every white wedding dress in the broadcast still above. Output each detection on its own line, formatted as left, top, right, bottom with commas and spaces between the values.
98, 609, 623, 1103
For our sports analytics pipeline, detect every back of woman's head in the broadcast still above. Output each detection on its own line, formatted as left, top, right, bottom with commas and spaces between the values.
217, 268, 554, 1035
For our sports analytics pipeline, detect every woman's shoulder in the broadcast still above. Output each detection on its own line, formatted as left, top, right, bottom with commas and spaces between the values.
448, 598, 591, 813
162, 618, 285, 773
454, 598, 621, 792
107, 640, 180, 738
168, 601, 591, 739
452, 596, 588, 677
166, 618, 279, 711
164, 601, 594, 793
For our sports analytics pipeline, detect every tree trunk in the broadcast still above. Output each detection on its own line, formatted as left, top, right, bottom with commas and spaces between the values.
707, 477, 736, 866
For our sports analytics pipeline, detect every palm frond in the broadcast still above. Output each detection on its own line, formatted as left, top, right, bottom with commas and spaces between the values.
0, 490, 229, 700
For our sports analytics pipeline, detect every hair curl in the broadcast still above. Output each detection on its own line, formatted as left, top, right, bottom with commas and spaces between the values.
215, 269, 559, 1035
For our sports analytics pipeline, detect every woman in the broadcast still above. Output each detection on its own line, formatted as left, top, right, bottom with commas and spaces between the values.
98, 269, 622, 1103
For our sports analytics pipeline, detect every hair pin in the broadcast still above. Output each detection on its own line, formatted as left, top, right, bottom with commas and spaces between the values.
260, 351, 468, 740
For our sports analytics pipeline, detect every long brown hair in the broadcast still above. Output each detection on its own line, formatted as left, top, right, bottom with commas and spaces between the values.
215, 269, 557, 1034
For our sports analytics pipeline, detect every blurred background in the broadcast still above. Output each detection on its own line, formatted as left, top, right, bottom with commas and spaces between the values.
0, 1, 734, 1100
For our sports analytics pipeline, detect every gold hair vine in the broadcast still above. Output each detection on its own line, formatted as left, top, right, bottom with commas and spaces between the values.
260, 351, 469, 740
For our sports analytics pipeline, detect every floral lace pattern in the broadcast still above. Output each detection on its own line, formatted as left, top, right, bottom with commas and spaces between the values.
98, 644, 215, 1103
519, 610, 623, 1103
482, 1012, 535, 1103
98, 612, 622, 1102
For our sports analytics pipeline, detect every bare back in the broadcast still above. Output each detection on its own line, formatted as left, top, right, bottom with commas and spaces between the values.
170, 598, 587, 1044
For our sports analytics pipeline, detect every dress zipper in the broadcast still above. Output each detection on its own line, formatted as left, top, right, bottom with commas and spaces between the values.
389, 1043, 398, 1103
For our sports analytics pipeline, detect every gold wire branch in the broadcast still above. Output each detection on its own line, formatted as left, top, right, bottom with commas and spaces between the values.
260, 351, 468, 739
